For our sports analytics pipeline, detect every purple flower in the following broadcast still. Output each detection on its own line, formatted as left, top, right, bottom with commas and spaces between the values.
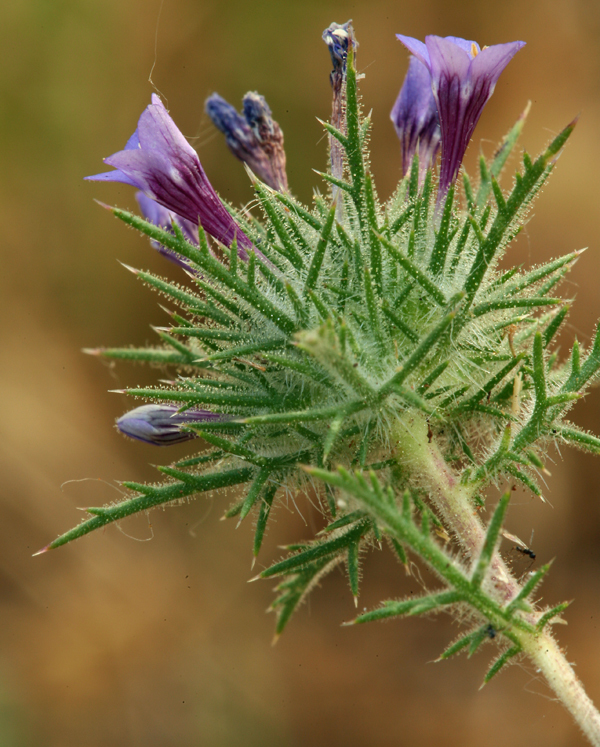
391, 55, 441, 184
86, 94, 253, 259
116, 404, 223, 446
205, 92, 288, 193
135, 192, 197, 269
396, 35, 525, 197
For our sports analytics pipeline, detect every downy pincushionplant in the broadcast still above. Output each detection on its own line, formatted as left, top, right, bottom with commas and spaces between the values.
39, 22, 600, 744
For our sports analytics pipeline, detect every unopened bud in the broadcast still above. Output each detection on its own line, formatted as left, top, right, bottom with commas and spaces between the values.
116, 404, 223, 446
206, 92, 288, 192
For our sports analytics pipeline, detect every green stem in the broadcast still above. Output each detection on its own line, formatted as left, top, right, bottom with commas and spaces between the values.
519, 633, 600, 747
393, 413, 600, 745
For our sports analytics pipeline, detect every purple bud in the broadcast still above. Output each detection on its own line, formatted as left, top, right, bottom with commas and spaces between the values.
205, 92, 288, 192
242, 92, 288, 193
391, 56, 441, 185
396, 35, 525, 198
116, 404, 224, 446
85, 94, 254, 260
322, 21, 357, 184
322, 21, 353, 79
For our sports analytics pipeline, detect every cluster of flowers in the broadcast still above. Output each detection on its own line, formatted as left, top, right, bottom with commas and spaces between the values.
86, 31, 524, 446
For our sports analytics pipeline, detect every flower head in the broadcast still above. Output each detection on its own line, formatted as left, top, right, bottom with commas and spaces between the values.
390, 55, 441, 184
116, 404, 224, 446
86, 94, 253, 259
205, 92, 288, 192
396, 35, 525, 196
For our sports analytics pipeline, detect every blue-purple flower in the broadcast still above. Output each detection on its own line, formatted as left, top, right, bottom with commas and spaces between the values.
135, 192, 197, 269
390, 56, 441, 184
396, 35, 525, 196
86, 94, 253, 259
116, 404, 224, 446
205, 92, 288, 193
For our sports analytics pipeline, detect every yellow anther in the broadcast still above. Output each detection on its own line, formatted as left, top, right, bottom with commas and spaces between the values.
470, 42, 479, 57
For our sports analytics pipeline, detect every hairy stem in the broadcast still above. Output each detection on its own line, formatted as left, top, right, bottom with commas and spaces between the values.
393, 413, 600, 745
394, 413, 521, 606
520, 632, 600, 746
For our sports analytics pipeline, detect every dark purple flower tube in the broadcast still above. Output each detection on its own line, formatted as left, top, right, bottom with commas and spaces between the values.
390, 55, 441, 184
205, 92, 288, 193
86, 94, 253, 259
396, 35, 525, 197
116, 404, 224, 446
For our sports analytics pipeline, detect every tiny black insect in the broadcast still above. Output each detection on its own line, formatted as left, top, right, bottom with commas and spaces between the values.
485, 624, 496, 639
514, 546, 536, 561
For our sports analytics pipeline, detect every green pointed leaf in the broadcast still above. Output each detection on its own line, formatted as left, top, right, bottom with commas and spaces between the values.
483, 645, 521, 684
471, 492, 511, 588
353, 590, 462, 624
270, 555, 341, 636
506, 562, 552, 614
429, 184, 455, 276
253, 483, 279, 557
261, 520, 369, 579
536, 601, 571, 631
347, 539, 360, 598
43, 468, 253, 551
378, 233, 447, 307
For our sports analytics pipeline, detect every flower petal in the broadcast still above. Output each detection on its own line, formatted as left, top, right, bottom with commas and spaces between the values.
85, 168, 138, 186
470, 41, 526, 93
135, 192, 197, 268
425, 36, 472, 85
396, 34, 430, 68
443, 36, 479, 55
390, 55, 440, 181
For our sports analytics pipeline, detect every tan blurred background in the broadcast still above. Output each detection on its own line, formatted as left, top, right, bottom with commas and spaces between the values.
1, 0, 600, 745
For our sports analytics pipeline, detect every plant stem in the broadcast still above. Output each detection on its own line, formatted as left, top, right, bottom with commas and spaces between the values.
394, 414, 519, 606
393, 413, 600, 746
520, 631, 600, 746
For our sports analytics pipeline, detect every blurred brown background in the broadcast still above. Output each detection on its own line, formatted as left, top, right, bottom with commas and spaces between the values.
1, 0, 600, 745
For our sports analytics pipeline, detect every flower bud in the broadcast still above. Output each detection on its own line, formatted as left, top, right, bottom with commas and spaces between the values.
205, 92, 288, 192
116, 404, 223, 446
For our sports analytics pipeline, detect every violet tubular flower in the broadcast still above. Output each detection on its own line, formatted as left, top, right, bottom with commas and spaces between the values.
396, 35, 525, 197
205, 92, 288, 193
390, 55, 441, 185
116, 404, 224, 446
86, 94, 253, 259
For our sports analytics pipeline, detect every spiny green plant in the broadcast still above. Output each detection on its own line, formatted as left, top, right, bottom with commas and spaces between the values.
40, 23, 600, 745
